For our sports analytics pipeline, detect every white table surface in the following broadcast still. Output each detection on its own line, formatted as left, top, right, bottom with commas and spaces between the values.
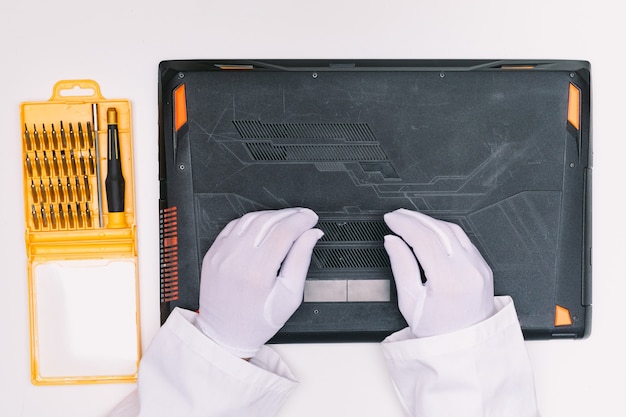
1, 1, 623, 416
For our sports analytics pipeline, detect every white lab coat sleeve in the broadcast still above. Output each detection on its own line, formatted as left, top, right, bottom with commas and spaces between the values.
108, 307, 298, 417
381, 296, 540, 417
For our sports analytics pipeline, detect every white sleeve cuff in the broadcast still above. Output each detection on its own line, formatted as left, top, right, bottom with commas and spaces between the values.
134, 307, 298, 417
381, 296, 519, 359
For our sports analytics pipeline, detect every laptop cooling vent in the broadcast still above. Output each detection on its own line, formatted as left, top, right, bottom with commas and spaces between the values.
233, 120, 376, 141
318, 221, 392, 242
244, 142, 387, 161
313, 247, 391, 269
312, 221, 392, 269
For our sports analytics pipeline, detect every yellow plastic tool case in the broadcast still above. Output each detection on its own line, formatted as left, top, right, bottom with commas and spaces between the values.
20, 80, 141, 385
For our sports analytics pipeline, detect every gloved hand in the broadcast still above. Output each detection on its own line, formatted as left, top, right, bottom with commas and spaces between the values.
383, 208, 495, 338
196, 208, 323, 358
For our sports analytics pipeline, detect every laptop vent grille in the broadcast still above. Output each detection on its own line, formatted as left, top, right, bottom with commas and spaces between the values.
318, 221, 392, 242
234, 120, 376, 141
245, 142, 387, 161
313, 247, 391, 269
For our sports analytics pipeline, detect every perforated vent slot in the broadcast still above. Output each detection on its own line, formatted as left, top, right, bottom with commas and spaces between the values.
234, 120, 376, 141
313, 247, 391, 269
245, 142, 387, 161
318, 221, 391, 242
160, 207, 179, 302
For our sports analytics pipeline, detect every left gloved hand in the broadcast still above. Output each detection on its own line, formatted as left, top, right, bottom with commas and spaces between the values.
196, 208, 323, 358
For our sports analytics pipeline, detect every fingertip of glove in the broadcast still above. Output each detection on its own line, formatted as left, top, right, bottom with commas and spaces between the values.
312, 228, 324, 240
383, 234, 402, 248
300, 207, 320, 224
298, 228, 324, 247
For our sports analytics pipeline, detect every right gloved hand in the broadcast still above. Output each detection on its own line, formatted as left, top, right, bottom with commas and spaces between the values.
383, 209, 495, 338
196, 208, 323, 358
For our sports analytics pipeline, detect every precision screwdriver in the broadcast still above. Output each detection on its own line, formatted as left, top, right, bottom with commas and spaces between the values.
105, 107, 126, 228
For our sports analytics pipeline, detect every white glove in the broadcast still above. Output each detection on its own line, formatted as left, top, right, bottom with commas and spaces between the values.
383, 209, 495, 338
197, 208, 323, 358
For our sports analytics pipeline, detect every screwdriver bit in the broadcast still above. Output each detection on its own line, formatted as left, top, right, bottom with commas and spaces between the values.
67, 204, 74, 228
42, 124, 50, 148
24, 124, 32, 150
43, 151, 50, 176
32, 205, 39, 229
25, 154, 33, 177
34, 151, 42, 176
52, 150, 59, 176
57, 177, 65, 203
39, 179, 47, 203
84, 175, 91, 200
70, 150, 77, 175
33, 124, 41, 149
75, 176, 82, 201
60, 121, 67, 148
51, 123, 59, 149
69, 123, 76, 148
66, 177, 73, 201
58, 203, 66, 229
60, 150, 68, 176
49, 204, 57, 229
78, 122, 85, 148
31, 179, 38, 203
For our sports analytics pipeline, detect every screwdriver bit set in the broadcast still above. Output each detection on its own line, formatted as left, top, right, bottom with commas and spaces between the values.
20, 80, 140, 385
25, 121, 97, 230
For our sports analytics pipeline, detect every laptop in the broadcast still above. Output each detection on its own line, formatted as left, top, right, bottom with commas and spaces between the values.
158, 60, 591, 341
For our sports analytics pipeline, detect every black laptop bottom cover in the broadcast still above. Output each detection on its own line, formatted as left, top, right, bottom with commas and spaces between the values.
158, 60, 591, 341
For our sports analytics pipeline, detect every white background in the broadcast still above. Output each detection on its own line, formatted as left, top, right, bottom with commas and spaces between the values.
1, 1, 624, 416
